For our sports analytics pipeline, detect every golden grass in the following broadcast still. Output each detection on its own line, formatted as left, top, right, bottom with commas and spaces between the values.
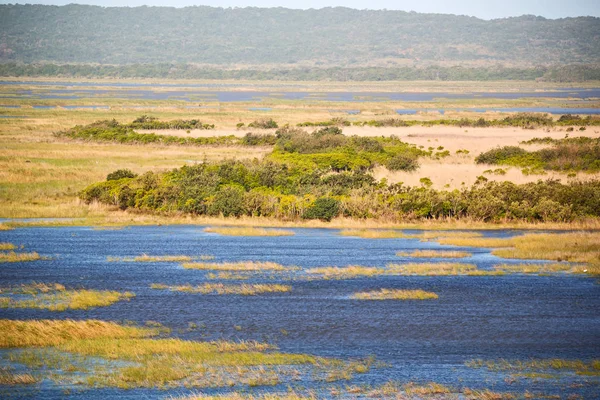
418, 231, 484, 240
0, 369, 38, 385
151, 283, 292, 295
204, 226, 295, 236
440, 232, 600, 275
403, 382, 452, 396
396, 250, 471, 258
108, 254, 213, 262
0, 319, 157, 348
206, 272, 251, 280
182, 261, 291, 271
306, 265, 385, 278
466, 358, 600, 378
352, 289, 438, 300
0, 251, 43, 263
387, 263, 479, 276
0, 289, 135, 311
179, 393, 312, 400
340, 229, 418, 239
0, 223, 13, 231
493, 263, 578, 274
0, 242, 16, 250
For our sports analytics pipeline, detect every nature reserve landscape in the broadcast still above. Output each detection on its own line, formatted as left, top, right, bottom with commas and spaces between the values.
0, 2, 599, 399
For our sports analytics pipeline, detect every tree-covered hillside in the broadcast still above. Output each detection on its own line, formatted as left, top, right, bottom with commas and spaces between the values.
0, 4, 599, 66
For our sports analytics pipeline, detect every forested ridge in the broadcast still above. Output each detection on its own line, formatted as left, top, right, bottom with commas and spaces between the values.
1, 4, 599, 66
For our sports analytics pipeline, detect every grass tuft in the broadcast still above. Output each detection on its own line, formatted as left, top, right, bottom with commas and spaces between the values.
386, 262, 479, 276
352, 289, 438, 300
204, 227, 295, 236
0, 242, 16, 251
396, 250, 471, 258
150, 283, 292, 296
340, 229, 418, 239
182, 261, 291, 271
0, 251, 43, 263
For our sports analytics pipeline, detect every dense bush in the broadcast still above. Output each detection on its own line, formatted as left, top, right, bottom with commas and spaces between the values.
107, 169, 137, 181
81, 158, 600, 223
475, 146, 530, 165
248, 119, 279, 129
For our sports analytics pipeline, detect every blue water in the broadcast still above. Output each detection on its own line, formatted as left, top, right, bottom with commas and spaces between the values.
0, 226, 599, 398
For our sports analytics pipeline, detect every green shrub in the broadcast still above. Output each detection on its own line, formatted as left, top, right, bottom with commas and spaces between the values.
107, 169, 137, 181
248, 119, 278, 129
386, 153, 419, 171
302, 197, 340, 221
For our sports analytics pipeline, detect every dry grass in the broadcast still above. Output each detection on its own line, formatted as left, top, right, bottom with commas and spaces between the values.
352, 289, 438, 300
0, 242, 16, 250
0, 287, 135, 311
0, 368, 38, 385
182, 261, 291, 271
0, 224, 13, 231
0, 319, 157, 348
204, 227, 295, 236
440, 232, 600, 275
306, 265, 385, 278
0, 251, 43, 263
151, 283, 292, 295
493, 263, 577, 274
396, 250, 471, 258
340, 229, 418, 239
387, 262, 479, 276
418, 231, 484, 241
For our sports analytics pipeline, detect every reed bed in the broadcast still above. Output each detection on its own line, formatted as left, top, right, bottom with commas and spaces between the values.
0, 224, 13, 231
467, 358, 600, 377
352, 289, 439, 300
0, 242, 16, 250
493, 263, 578, 274
396, 250, 471, 258
182, 261, 291, 271
339, 229, 418, 239
0, 251, 43, 263
386, 263, 479, 276
437, 237, 515, 248
0, 289, 134, 311
204, 227, 295, 236
0, 369, 38, 385
151, 283, 292, 296
306, 265, 385, 278
0, 319, 370, 390
0, 319, 157, 348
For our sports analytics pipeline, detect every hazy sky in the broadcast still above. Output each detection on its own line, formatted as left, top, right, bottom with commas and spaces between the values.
0, 0, 598, 20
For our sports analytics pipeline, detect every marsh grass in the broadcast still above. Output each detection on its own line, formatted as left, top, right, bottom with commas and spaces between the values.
306, 265, 385, 278
0, 319, 368, 390
0, 242, 16, 251
206, 272, 251, 280
396, 250, 471, 258
108, 254, 213, 262
150, 283, 292, 295
0, 368, 38, 385
440, 232, 600, 275
386, 263, 480, 276
352, 289, 438, 300
493, 263, 577, 274
0, 251, 43, 263
179, 393, 312, 400
204, 227, 295, 236
0, 283, 135, 311
0, 224, 13, 231
467, 358, 600, 378
182, 261, 292, 272
340, 229, 418, 239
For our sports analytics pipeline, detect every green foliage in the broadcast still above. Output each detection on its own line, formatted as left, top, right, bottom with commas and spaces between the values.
248, 119, 278, 129
386, 154, 419, 171
80, 157, 600, 223
477, 137, 600, 172
1, 5, 598, 67
302, 197, 340, 221
107, 169, 137, 181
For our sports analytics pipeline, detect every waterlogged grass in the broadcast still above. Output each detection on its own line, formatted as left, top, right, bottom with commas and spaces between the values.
0, 319, 370, 390
0, 283, 135, 311
150, 283, 292, 295
0, 320, 157, 348
108, 254, 214, 262
396, 250, 471, 258
204, 227, 295, 236
440, 232, 600, 275
0, 368, 38, 385
307, 263, 502, 278
352, 289, 439, 301
0, 243, 16, 251
493, 263, 578, 274
467, 358, 600, 378
182, 261, 292, 272
180, 393, 312, 400
0, 251, 44, 263
340, 229, 417, 239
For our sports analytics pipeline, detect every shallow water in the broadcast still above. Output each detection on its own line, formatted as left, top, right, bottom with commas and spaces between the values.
0, 226, 599, 398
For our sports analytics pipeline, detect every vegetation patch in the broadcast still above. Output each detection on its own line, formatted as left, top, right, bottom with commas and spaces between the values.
204, 227, 295, 236
440, 232, 600, 275
0, 243, 16, 251
0, 251, 44, 263
150, 283, 291, 296
467, 358, 600, 379
0, 283, 134, 311
352, 289, 438, 300
0, 368, 37, 385
493, 263, 578, 274
108, 254, 214, 262
340, 229, 418, 239
386, 263, 480, 276
0, 224, 13, 231
182, 261, 292, 272
396, 250, 471, 258
0, 319, 369, 390
306, 266, 386, 278
476, 136, 600, 172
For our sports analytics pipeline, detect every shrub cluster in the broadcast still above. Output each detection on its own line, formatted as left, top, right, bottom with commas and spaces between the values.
476, 137, 600, 172
130, 115, 214, 130
81, 159, 600, 223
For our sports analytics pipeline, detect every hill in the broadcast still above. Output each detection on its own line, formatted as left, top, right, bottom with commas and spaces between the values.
0, 4, 599, 66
